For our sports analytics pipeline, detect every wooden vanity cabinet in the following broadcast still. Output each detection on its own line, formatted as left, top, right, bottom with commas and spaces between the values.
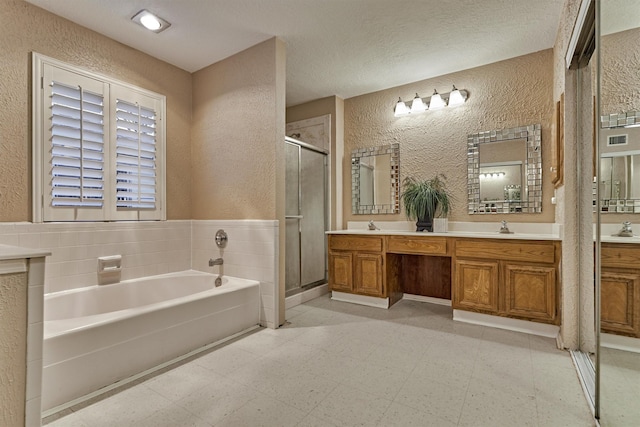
328, 235, 385, 297
328, 233, 561, 325
454, 258, 499, 312
453, 239, 560, 325
600, 243, 640, 337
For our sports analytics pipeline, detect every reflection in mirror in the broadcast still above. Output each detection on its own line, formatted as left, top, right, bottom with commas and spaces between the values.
467, 124, 542, 214
599, 1, 640, 424
597, 113, 640, 213
351, 143, 399, 214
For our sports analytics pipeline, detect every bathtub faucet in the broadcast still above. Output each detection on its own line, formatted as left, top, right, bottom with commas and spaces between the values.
209, 258, 224, 267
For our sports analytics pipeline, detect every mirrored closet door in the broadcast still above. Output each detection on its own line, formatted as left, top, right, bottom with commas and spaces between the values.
597, 0, 640, 424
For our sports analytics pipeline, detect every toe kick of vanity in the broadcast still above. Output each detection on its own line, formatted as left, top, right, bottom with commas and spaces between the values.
327, 232, 562, 325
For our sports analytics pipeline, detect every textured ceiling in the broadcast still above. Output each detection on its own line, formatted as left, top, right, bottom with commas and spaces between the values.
26, 0, 566, 107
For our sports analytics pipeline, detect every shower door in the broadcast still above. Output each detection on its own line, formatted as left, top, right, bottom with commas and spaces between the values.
285, 137, 328, 296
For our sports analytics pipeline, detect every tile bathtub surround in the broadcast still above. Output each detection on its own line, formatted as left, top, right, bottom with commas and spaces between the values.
0, 221, 192, 294
0, 220, 280, 329
44, 295, 594, 427
191, 220, 279, 328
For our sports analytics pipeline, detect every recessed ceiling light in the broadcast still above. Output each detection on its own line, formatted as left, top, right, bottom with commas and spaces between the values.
131, 9, 171, 33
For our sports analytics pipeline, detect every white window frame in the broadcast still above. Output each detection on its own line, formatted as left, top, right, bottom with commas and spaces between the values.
32, 53, 166, 222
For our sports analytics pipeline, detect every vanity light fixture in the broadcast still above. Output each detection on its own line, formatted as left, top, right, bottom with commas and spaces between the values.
480, 172, 505, 179
131, 9, 171, 33
393, 86, 468, 117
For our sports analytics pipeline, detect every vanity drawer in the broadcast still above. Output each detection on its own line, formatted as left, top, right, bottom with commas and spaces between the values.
601, 244, 640, 269
387, 236, 447, 255
329, 235, 383, 252
455, 239, 555, 264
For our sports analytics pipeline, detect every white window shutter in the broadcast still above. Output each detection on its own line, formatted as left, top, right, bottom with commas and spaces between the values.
110, 86, 165, 221
42, 65, 109, 221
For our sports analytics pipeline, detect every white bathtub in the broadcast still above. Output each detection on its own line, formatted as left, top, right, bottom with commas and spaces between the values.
42, 270, 260, 412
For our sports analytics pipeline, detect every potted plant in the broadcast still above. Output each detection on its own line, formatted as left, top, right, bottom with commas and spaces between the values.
401, 174, 451, 232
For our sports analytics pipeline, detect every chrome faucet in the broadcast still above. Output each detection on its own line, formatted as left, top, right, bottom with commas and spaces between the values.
209, 258, 224, 267
499, 220, 513, 234
616, 221, 634, 237
368, 220, 380, 231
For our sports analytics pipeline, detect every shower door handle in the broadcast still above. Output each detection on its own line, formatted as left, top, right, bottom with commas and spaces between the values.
285, 215, 304, 219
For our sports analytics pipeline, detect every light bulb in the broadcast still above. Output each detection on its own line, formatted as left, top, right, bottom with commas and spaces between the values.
394, 98, 410, 117
410, 93, 426, 113
429, 89, 446, 110
448, 85, 465, 107
140, 13, 162, 30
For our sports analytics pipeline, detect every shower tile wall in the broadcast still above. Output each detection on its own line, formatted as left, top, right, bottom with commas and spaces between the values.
191, 220, 279, 328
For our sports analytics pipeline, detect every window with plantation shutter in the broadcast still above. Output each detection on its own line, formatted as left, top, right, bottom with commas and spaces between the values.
50, 81, 105, 209
115, 100, 157, 209
33, 53, 166, 222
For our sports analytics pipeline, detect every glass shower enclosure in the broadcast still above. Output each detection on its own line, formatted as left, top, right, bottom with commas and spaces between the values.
285, 137, 328, 296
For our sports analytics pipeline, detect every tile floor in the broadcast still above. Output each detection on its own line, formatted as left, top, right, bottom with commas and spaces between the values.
600, 347, 640, 426
45, 295, 595, 426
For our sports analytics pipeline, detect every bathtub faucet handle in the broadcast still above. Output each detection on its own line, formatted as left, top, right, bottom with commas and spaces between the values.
209, 258, 224, 267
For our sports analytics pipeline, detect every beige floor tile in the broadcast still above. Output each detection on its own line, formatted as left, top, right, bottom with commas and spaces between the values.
136, 404, 213, 427
459, 379, 537, 427
376, 401, 457, 427
214, 395, 307, 427
194, 344, 261, 376
309, 383, 392, 427
272, 373, 340, 413
145, 362, 223, 401
75, 385, 173, 427
295, 413, 340, 427
394, 374, 467, 424
174, 378, 260, 425
342, 359, 411, 399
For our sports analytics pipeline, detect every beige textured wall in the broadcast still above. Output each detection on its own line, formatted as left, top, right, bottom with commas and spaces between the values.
343, 49, 555, 226
551, 0, 585, 350
0, 272, 28, 427
0, 0, 192, 221
191, 38, 286, 220
601, 28, 640, 114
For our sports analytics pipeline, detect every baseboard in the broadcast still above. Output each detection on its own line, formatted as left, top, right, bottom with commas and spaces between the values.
601, 332, 640, 353
402, 294, 451, 306
331, 291, 389, 309
453, 309, 560, 338
285, 284, 329, 309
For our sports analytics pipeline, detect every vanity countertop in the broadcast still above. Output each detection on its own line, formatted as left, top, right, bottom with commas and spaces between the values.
326, 229, 561, 241
600, 235, 640, 244
0, 244, 50, 261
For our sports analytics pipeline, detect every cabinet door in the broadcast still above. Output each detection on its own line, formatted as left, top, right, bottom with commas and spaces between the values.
329, 251, 353, 292
453, 259, 499, 313
503, 263, 556, 323
354, 252, 384, 297
601, 270, 640, 337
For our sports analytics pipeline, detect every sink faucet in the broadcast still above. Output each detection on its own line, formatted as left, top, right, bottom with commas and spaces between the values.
368, 220, 380, 231
499, 220, 513, 234
617, 221, 633, 237
209, 258, 223, 267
